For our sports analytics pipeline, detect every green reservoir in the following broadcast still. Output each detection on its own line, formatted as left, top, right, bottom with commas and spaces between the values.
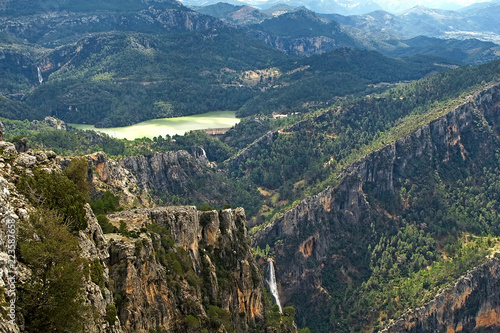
69, 111, 239, 140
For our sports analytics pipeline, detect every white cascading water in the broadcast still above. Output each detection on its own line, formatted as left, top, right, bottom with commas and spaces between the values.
267, 260, 282, 313
37, 66, 43, 84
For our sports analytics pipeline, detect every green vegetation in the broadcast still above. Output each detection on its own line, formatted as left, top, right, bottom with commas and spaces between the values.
0, 117, 148, 157
16, 160, 89, 232
91, 191, 122, 215
90, 258, 105, 289
96, 215, 117, 234
237, 49, 454, 117
22, 30, 284, 127
248, 58, 500, 332
263, 288, 299, 332
105, 304, 118, 325
239, 58, 500, 230
17, 209, 87, 332
338, 237, 496, 331
2, 5, 500, 332
1, 27, 451, 129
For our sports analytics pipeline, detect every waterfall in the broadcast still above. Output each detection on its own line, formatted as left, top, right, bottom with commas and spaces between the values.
268, 260, 282, 313
37, 66, 43, 84
199, 146, 206, 158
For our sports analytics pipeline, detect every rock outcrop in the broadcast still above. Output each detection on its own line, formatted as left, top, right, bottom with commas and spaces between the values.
382, 258, 500, 332
0, 135, 293, 332
0, 2, 224, 46
105, 206, 267, 332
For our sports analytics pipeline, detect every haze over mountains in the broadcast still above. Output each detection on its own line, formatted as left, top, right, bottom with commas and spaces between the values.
181, 0, 498, 14
193, 0, 500, 43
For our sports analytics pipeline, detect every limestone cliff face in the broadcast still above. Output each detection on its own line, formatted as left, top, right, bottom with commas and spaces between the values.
117, 151, 241, 207
0, 137, 287, 332
250, 32, 348, 57
0, 173, 20, 333
381, 258, 500, 333
85, 149, 214, 208
118, 151, 208, 198
247, 10, 357, 57
87, 151, 151, 208
0, 3, 223, 46
252, 83, 500, 325
106, 206, 266, 332
0, 140, 118, 333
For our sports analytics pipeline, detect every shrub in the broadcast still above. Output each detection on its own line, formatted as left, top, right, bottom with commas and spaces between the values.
90, 258, 105, 288
97, 214, 117, 233
63, 157, 90, 201
17, 209, 86, 331
184, 315, 200, 330
17, 169, 88, 231
105, 304, 118, 325
91, 191, 121, 215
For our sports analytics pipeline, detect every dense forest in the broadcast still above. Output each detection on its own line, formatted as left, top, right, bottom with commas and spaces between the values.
0, 27, 457, 127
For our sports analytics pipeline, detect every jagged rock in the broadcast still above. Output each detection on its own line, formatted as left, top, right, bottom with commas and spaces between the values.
0, 142, 17, 157
13, 153, 36, 168
45, 150, 57, 159
253, 83, 500, 328
43, 116, 66, 131
0, 145, 294, 332
34, 151, 47, 163
79, 205, 121, 333
87, 152, 149, 208
106, 206, 268, 333
0, 175, 20, 333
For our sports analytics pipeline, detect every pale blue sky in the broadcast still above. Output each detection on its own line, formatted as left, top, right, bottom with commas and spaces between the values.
374, 0, 489, 11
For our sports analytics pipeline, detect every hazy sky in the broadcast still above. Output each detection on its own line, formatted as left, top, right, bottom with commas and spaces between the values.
373, 0, 489, 12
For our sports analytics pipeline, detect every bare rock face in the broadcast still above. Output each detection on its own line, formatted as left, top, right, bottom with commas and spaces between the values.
0, 132, 294, 332
0, 175, 20, 333
382, 259, 500, 332
43, 116, 66, 131
87, 151, 150, 208
118, 151, 207, 195
107, 206, 266, 333
253, 83, 500, 327
0, 142, 17, 157
79, 205, 122, 333
12, 137, 28, 154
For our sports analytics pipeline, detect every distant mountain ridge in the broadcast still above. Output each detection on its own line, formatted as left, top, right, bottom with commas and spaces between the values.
190, 0, 500, 43
189, 2, 500, 62
320, 2, 500, 43
183, 0, 383, 14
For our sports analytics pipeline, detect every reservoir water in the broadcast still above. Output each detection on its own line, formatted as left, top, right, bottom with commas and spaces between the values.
69, 111, 239, 140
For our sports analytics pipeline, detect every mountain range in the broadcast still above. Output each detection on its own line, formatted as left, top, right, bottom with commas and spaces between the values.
181, 0, 500, 15
1, 0, 499, 127
194, 0, 500, 43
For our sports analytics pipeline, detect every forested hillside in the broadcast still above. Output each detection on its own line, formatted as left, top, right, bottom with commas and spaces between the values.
250, 59, 500, 332
2, 0, 492, 127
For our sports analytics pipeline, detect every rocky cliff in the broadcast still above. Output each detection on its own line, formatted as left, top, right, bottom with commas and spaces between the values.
381, 258, 500, 333
0, 0, 223, 46
252, 83, 500, 329
86, 149, 247, 209
0, 138, 296, 332
105, 206, 266, 332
